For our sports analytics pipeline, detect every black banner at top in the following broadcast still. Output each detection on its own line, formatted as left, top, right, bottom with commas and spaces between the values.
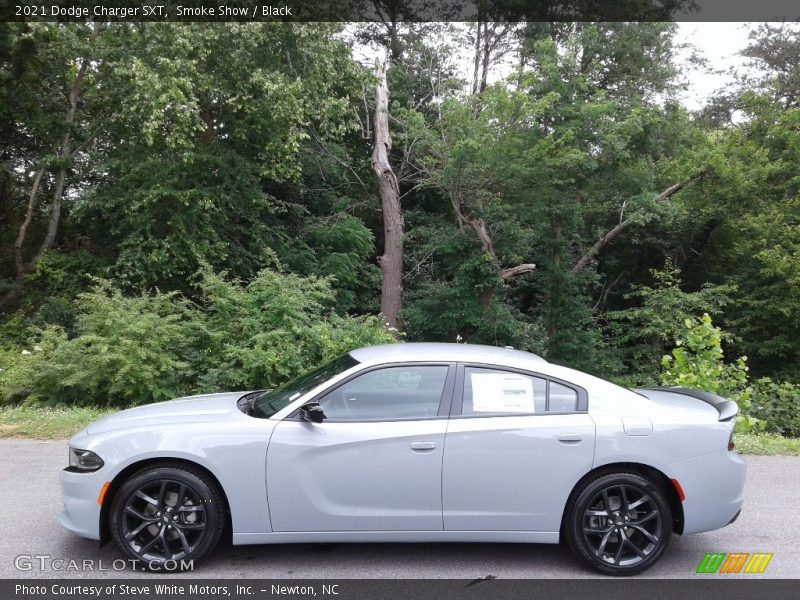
1, 0, 799, 23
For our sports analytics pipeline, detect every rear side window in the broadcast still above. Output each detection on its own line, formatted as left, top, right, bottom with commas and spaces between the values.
462, 367, 582, 416
548, 381, 579, 412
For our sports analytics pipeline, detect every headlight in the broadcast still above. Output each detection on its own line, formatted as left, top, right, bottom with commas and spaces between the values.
68, 447, 104, 472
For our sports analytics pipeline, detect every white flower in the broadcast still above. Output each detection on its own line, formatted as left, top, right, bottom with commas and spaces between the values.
33, 345, 42, 352
21, 350, 31, 355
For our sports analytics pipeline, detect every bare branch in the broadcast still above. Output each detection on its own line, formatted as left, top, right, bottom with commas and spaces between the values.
500, 263, 537, 279
571, 171, 707, 275
593, 270, 626, 312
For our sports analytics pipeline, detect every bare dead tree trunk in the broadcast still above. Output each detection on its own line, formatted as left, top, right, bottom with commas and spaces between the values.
0, 52, 89, 313
571, 173, 707, 275
372, 61, 404, 329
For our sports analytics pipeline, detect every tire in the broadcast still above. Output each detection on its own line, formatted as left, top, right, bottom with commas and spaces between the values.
109, 464, 226, 570
564, 471, 672, 576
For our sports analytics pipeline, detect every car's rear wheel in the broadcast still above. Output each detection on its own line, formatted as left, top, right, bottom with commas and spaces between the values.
109, 464, 225, 570
564, 472, 672, 576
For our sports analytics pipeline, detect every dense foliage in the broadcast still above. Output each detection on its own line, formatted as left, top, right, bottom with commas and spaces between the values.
0, 266, 394, 406
1, 22, 798, 428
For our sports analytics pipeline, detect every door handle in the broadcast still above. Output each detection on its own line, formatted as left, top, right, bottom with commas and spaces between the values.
410, 441, 437, 451
557, 433, 583, 443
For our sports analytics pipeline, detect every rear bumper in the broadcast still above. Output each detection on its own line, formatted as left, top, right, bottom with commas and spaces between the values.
667, 448, 746, 535
59, 468, 103, 540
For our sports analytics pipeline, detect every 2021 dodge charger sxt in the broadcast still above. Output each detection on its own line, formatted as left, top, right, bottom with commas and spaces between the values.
60, 343, 745, 575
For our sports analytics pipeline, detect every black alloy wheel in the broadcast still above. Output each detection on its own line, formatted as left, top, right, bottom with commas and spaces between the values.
565, 472, 672, 575
110, 465, 225, 569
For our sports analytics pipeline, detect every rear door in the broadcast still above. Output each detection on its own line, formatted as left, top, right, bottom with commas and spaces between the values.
442, 364, 595, 532
267, 363, 455, 532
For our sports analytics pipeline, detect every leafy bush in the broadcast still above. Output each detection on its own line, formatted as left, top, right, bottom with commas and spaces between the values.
193, 265, 396, 391
0, 345, 40, 404
749, 378, 800, 437
281, 214, 381, 313
1, 282, 197, 407
659, 314, 800, 437
661, 314, 749, 397
661, 313, 760, 432
0, 266, 395, 408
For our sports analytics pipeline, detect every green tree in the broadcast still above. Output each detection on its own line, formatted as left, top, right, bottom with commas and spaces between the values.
75, 23, 367, 293
1, 23, 129, 310
398, 23, 701, 372
606, 260, 734, 383
679, 24, 800, 379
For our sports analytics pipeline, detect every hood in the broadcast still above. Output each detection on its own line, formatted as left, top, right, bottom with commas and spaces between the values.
86, 391, 246, 435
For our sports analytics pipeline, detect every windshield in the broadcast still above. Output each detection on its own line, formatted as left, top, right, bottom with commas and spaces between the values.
252, 354, 359, 418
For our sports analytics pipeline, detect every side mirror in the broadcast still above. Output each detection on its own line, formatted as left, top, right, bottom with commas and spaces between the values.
300, 402, 326, 423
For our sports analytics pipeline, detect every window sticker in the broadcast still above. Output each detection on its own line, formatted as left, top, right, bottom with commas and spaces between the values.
471, 372, 535, 413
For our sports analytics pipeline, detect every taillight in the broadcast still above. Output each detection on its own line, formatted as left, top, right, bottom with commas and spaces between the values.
728, 431, 735, 451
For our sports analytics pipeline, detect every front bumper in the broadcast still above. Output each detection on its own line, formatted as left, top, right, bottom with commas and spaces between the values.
668, 448, 746, 535
59, 468, 105, 540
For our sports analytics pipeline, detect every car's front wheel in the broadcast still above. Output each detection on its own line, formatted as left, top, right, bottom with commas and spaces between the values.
564, 472, 672, 576
109, 464, 226, 570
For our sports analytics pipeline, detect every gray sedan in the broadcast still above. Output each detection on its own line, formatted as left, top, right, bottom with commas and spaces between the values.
59, 343, 745, 575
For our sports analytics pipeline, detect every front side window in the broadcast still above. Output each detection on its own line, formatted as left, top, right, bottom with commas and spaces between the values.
462, 367, 581, 416
317, 365, 449, 421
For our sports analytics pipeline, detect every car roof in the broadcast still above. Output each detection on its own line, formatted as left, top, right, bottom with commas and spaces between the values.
349, 343, 546, 367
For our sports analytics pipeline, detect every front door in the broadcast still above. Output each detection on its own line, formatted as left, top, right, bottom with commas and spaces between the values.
267, 363, 454, 532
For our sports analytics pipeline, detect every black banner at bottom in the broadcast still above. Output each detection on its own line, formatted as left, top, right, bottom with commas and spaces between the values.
3, 579, 799, 600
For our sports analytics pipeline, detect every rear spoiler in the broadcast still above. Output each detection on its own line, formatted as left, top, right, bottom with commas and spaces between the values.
638, 387, 739, 421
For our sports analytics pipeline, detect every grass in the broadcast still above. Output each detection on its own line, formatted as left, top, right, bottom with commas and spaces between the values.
0, 406, 799, 455
0, 405, 115, 440
734, 432, 800, 455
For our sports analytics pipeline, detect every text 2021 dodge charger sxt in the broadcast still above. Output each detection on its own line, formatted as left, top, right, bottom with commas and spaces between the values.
60, 343, 745, 575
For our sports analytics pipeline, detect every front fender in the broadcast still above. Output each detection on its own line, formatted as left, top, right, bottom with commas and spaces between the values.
64, 418, 278, 539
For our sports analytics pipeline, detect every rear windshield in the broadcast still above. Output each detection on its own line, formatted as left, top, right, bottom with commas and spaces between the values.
252, 354, 359, 418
